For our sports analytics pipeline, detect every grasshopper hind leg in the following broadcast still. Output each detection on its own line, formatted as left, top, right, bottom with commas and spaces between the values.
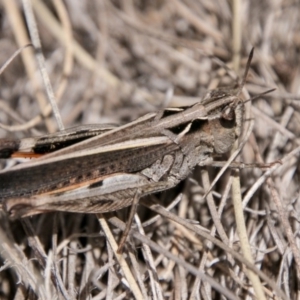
116, 189, 141, 253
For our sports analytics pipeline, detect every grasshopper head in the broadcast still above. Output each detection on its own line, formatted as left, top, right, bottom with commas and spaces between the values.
210, 99, 244, 154
203, 48, 256, 155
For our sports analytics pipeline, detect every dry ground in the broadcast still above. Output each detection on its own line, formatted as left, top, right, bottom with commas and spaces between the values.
0, 0, 300, 299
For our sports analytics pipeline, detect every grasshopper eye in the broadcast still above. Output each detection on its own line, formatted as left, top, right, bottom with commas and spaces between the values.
221, 106, 235, 121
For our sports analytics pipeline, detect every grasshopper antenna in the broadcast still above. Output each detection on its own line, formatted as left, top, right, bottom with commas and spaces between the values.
243, 88, 276, 105
235, 48, 275, 106
237, 47, 254, 96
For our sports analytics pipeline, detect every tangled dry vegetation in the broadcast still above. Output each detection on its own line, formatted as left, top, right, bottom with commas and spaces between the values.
0, 0, 300, 299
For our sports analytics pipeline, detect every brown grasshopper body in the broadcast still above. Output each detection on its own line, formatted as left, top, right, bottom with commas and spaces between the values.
0, 49, 266, 218
0, 124, 118, 158
0, 89, 241, 217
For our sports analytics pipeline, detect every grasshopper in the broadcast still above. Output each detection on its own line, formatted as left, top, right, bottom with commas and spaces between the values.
0, 49, 271, 223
